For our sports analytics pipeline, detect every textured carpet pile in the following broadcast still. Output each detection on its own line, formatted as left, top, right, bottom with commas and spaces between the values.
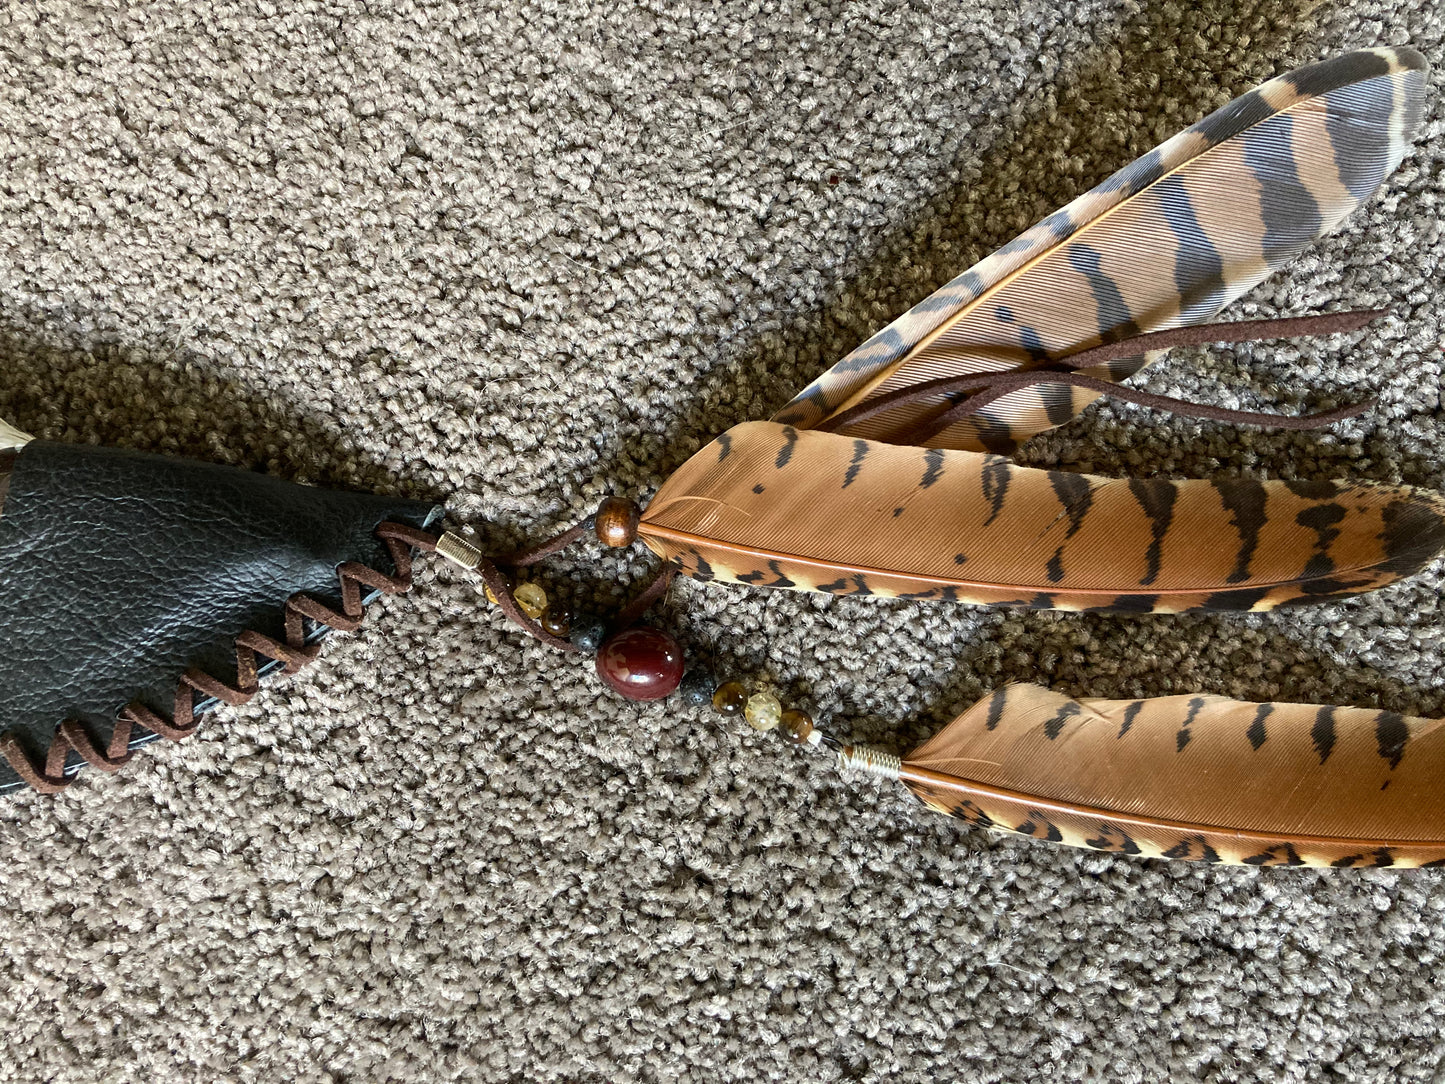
1, 1, 1443, 1080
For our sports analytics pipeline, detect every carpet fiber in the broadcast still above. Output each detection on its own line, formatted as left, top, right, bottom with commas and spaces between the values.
2, 1, 1444, 1080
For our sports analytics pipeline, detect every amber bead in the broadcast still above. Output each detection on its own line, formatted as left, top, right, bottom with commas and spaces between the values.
541, 603, 573, 638
745, 692, 782, 731
595, 627, 685, 700
514, 582, 548, 619
711, 681, 747, 716
594, 496, 641, 548
780, 709, 815, 745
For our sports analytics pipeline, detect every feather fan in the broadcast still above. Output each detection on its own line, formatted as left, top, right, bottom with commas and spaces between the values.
639, 422, 1445, 612
841, 683, 1445, 867
773, 47, 1428, 452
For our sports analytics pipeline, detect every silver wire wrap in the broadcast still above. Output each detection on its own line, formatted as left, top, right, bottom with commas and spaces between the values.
836, 744, 902, 781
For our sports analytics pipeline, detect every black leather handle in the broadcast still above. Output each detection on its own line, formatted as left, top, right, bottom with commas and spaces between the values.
0, 440, 442, 794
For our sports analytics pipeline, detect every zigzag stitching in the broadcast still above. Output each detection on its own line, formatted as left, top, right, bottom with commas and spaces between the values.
0, 522, 438, 794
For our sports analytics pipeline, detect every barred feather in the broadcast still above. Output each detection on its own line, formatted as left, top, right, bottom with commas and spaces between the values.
774, 47, 1429, 452
888, 684, 1445, 867
640, 422, 1445, 612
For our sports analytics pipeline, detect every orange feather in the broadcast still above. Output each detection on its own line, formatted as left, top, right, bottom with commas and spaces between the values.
848, 684, 1445, 867
640, 423, 1445, 612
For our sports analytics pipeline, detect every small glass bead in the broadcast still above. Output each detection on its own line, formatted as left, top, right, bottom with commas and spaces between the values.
678, 668, 717, 707
780, 709, 814, 745
711, 681, 747, 716
541, 604, 573, 638
513, 582, 548, 619
570, 614, 608, 654
744, 692, 782, 732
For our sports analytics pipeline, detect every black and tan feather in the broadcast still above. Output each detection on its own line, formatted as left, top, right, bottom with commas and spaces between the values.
774, 47, 1429, 452
879, 684, 1445, 867
640, 422, 1445, 612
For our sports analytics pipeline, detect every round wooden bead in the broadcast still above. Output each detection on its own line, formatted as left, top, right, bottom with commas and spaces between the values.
541, 604, 573, 638
596, 627, 685, 701
678, 668, 717, 707
711, 681, 747, 716
780, 709, 815, 745
595, 497, 641, 548
514, 582, 548, 619
745, 692, 782, 731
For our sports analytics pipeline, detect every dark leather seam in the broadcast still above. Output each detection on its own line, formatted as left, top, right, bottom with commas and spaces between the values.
0, 521, 440, 795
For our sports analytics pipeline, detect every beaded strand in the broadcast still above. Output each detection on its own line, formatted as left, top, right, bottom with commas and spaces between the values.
460, 496, 829, 751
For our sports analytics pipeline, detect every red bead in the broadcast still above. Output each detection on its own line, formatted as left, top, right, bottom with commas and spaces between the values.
595, 627, 685, 701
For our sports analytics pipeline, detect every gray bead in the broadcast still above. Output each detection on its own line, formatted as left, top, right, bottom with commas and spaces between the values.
677, 668, 716, 707
569, 614, 609, 654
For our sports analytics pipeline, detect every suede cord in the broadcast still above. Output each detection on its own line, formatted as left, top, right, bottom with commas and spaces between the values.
815, 309, 1386, 442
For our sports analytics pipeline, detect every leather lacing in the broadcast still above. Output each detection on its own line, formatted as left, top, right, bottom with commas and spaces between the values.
815, 309, 1386, 444
469, 521, 676, 654
0, 521, 440, 794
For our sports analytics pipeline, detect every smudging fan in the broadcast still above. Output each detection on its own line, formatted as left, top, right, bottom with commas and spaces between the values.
2, 47, 1443, 871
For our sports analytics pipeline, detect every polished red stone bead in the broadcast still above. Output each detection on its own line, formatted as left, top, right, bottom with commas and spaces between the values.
595, 627, 685, 701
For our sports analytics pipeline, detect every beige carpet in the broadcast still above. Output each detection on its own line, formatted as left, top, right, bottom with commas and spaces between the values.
2, 1, 1444, 1080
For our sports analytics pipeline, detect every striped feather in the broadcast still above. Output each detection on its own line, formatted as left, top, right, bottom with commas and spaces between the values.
639, 422, 1445, 612
774, 47, 1429, 452
887, 684, 1445, 867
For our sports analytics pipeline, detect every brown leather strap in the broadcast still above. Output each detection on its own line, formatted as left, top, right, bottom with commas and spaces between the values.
916, 370, 1374, 442
814, 309, 1386, 443
473, 515, 675, 651
613, 565, 678, 632
498, 519, 594, 567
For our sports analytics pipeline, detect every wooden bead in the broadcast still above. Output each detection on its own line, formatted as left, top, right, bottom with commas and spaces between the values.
595, 627, 685, 701
541, 603, 573, 638
514, 582, 548, 619
595, 497, 641, 548
780, 709, 815, 745
745, 692, 782, 731
711, 681, 747, 716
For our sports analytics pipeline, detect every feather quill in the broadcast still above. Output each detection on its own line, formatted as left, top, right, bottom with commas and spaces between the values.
639, 422, 1445, 612
851, 684, 1445, 867
774, 47, 1429, 452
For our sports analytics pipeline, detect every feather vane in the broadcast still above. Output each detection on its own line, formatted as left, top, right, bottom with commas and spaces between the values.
774, 47, 1429, 452
639, 422, 1445, 612
884, 684, 1445, 867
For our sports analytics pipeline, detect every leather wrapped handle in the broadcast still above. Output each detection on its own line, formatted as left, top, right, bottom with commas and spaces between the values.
0, 439, 442, 795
